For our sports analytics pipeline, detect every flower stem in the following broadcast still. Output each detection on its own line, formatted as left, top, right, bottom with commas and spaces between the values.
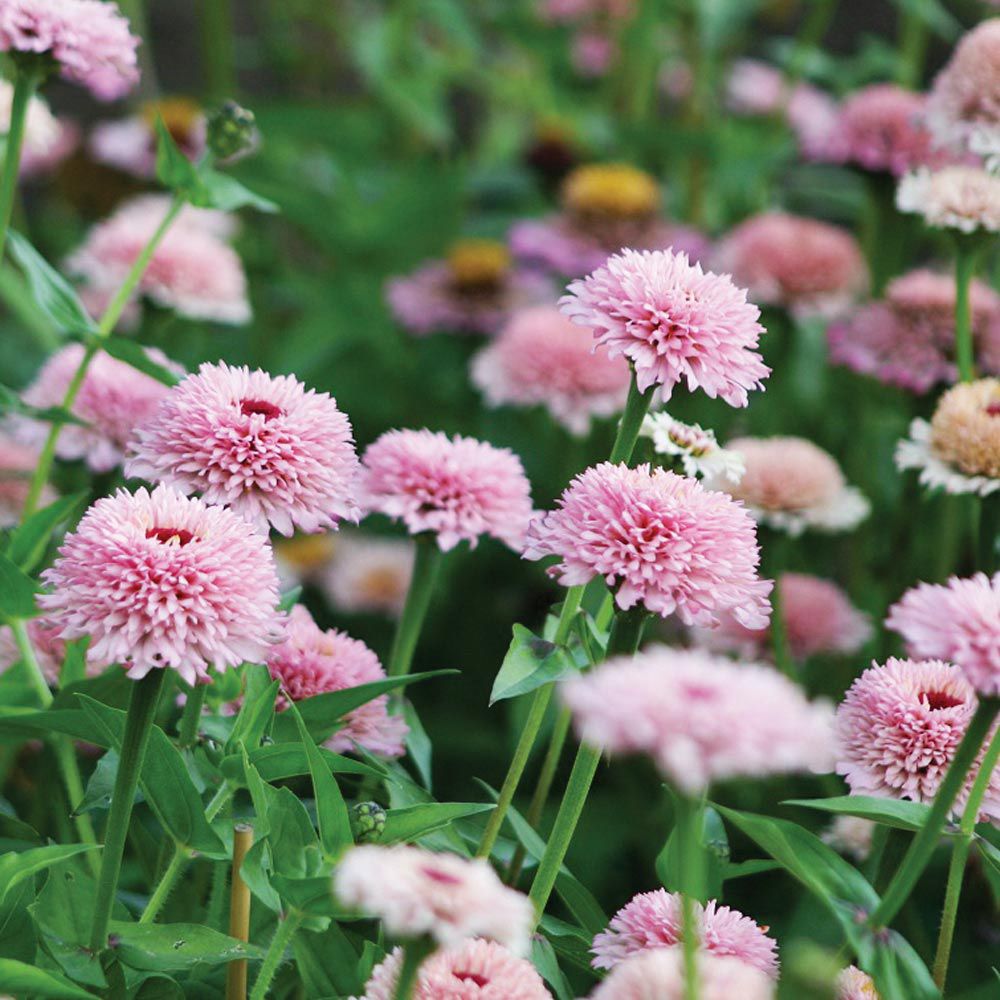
896, 4, 930, 89
954, 240, 979, 384
206, 781, 235, 822
387, 535, 443, 678
249, 912, 302, 1000
788, 0, 835, 83
869, 696, 1000, 928
140, 842, 189, 923
226, 824, 253, 1000
89, 669, 167, 952
393, 940, 433, 1000
675, 793, 706, 1000
0, 64, 43, 266
609, 370, 656, 465
178, 682, 208, 748
931, 723, 1000, 990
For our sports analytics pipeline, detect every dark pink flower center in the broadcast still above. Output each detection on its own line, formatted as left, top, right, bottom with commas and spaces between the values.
420, 864, 463, 886
145, 526, 195, 546
455, 971, 490, 987
920, 689, 964, 711
985, 402, 1000, 417
240, 398, 283, 420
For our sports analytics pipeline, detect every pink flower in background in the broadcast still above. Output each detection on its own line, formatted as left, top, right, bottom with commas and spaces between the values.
471, 304, 631, 435
67, 195, 250, 325
0, 433, 55, 525
361, 429, 534, 552
835, 657, 1000, 821
571, 30, 615, 76
334, 845, 535, 954
561, 248, 768, 403
358, 940, 553, 1000
837, 966, 880, 999
592, 889, 778, 979
0, 80, 76, 176
19, 343, 181, 472
561, 646, 834, 792
39, 485, 284, 686
0, 617, 91, 685
788, 85, 843, 161
823, 816, 876, 862
320, 532, 415, 618
897, 165, 1000, 233
887, 573, 1000, 697
127, 362, 362, 537
263, 605, 406, 757
693, 572, 871, 662
525, 463, 771, 627
0, 0, 140, 100
724, 60, 787, 116
712, 212, 867, 318
588, 948, 775, 1000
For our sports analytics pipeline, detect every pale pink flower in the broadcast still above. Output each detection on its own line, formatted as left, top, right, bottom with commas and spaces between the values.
837, 966, 880, 999
708, 437, 869, 536
823, 816, 876, 862
525, 463, 771, 627
588, 948, 775, 1000
639, 412, 745, 482
712, 212, 867, 318
561, 646, 835, 792
263, 605, 406, 757
471, 304, 631, 434
724, 60, 786, 116
835, 658, 1000, 822
67, 195, 250, 325
127, 362, 361, 537
319, 532, 415, 618
334, 845, 534, 954
90, 100, 206, 179
0, 433, 55, 525
39, 485, 284, 686
357, 940, 553, 1000
592, 889, 778, 978
0, 0, 140, 100
0, 617, 98, 684
897, 165, 1000, 233
0, 80, 76, 176
561, 248, 769, 403
886, 573, 1000, 697
788, 85, 843, 162
571, 30, 615, 76
19, 343, 180, 473
694, 573, 871, 662
361, 429, 534, 552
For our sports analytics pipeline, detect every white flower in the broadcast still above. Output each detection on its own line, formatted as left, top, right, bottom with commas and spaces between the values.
897, 166, 1000, 233
640, 412, 745, 483
896, 418, 1000, 497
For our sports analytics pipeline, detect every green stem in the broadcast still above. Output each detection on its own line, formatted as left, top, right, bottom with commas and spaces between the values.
954, 241, 979, 384
178, 682, 208, 748
387, 535, 443, 678
249, 913, 302, 1000
788, 0, 835, 83
869, 697, 1000, 928
0, 64, 43, 266
931, 723, 1000, 990
896, 4, 930, 88
675, 794, 706, 1000
393, 941, 429, 1000
140, 843, 189, 924
609, 369, 656, 465
89, 670, 167, 952
201, 0, 237, 102
769, 574, 794, 678
206, 782, 235, 822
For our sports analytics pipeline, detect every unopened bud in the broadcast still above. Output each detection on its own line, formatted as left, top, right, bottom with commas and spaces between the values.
350, 801, 387, 844
207, 101, 258, 163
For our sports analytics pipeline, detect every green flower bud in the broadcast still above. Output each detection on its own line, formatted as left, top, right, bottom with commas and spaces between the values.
350, 801, 387, 844
207, 101, 258, 163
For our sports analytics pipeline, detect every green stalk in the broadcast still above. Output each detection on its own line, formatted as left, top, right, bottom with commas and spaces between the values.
387, 535, 444, 678
201, 0, 238, 102
610, 368, 656, 465
527, 606, 648, 924
869, 696, 1000, 928
206, 782, 235, 822
89, 670, 167, 952
768, 574, 794, 678
896, 4, 929, 88
787, 0, 836, 84
393, 941, 430, 1000
675, 794, 706, 1000
954, 240, 979, 384
21, 195, 185, 518
178, 682, 208, 748
931, 724, 1000, 990
140, 842, 189, 923
249, 913, 302, 1000
0, 63, 44, 266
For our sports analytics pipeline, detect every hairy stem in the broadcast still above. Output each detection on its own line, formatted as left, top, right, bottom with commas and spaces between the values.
140, 843, 189, 923
249, 912, 302, 1000
0, 64, 43, 265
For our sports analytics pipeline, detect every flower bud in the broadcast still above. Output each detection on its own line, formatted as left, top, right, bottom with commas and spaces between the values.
207, 101, 258, 163
350, 801, 386, 844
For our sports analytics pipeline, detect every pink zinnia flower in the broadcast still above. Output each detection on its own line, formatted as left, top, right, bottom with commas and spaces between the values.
693, 572, 871, 662
39, 485, 284, 686
712, 213, 867, 318
471, 304, 631, 435
592, 889, 778, 979
361, 429, 534, 552
561, 646, 835, 792
67, 195, 250, 325
357, 940, 553, 1000
126, 362, 362, 537
897, 165, 1000, 234
886, 574, 1000, 697
18, 343, 181, 473
561, 248, 769, 403
525, 463, 771, 627
262, 605, 406, 757
588, 948, 775, 1000
0, 0, 140, 100
319, 532, 415, 619
837, 966, 880, 999
334, 845, 534, 954
835, 658, 1000, 822
0, 433, 55, 525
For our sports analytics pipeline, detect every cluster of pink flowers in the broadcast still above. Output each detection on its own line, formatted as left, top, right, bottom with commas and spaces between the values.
0, 433, 54, 525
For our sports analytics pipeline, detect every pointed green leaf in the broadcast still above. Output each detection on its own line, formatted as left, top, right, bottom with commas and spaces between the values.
656, 805, 729, 900
490, 625, 576, 705
784, 796, 929, 833
0, 384, 88, 426
100, 338, 180, 387
5, 492, 85, 571
531, 936, 573, 1000
107, 921, 264, 972
154, 118, 199, 192
0, 960, 97, 998
225, 665, 278, 754
219, 744, 384, 785
191, 169, 279, 214
0, 844, 99, 906
0, 551, 39, 620
381, 802, 494, 845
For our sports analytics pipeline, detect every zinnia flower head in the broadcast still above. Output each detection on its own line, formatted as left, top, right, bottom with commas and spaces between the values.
67, 195, 250, 325
361, 429, 534, 552
588, 948, 775, 1000
639, 412, 745, 482
356, 940, 553, 1000
470, 304, 631, 435
897, 165, 1000, 233
0, 0, 140, 99
693, 572, 871, 662
127, 361, 362, 537
320, 533, 415, 618
526, 462, 771, 627
592, 888, 778, 979
0, 433, 55, 525
561, 646, 835, 792
0, 79, 76, 176
712, 212, 867, 318
886, 573, 1000, 697
835, 657, 1000, 821
334, 845, 534, 954
837, 966, 880, 999
18, 343, 181, 473
823, 816, 876, 862
708, 436, 870, 535
262, 605, 406, 757
39, 485, 284, 686
560, 248, 769, 404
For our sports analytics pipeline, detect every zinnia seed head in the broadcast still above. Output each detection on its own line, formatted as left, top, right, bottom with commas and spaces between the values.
561, 162, 661, 220
446, 239, 512, 291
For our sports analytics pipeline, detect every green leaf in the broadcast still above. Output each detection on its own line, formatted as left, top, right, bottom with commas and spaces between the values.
403, 699, 433, 790
132, 976, 185, 1000
107, 921, 264, 972
278, 585, 302, 612
100, 338, 180, 387
219, 744, 384, 785
224, 665, 278, 754
269, 875, 337, 919
5, 493, 85, 572
784, 796, 929, 833
0, 551, 39, 620
0, 384, 88, 427
0, 844, 99, 907
265, 785, 325, 880
381, 802, 494, 845
291, 922, 363, 998
154, 118, 199, 193
864, 930, 941, 1000
489, 625, 576, 705
8, 230, 96, 335
656, 805, 729, 900
0, 959, 97, 998
191, 169, 279, 214
531, 936, 573, 1000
